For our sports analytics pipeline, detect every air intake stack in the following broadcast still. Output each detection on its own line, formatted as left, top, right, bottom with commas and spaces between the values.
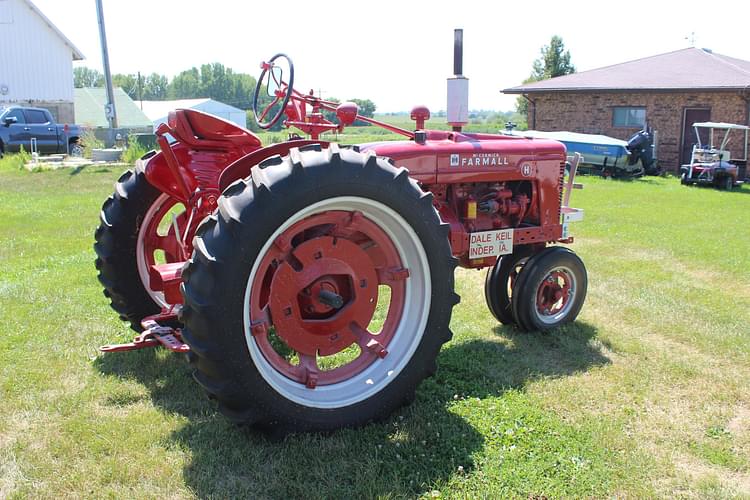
447, 29, 469, 132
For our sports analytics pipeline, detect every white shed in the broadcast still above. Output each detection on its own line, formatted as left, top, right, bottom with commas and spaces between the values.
0, 0, 84, 122
140, 98, 248, 132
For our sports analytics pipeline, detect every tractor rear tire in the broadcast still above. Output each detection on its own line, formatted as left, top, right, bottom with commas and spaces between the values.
180, 144, 458, 434
484, 246, 534, 325
95, 169, 171, 331
511, 246, 587, 332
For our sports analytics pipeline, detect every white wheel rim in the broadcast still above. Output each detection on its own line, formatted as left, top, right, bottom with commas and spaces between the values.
532, 265, 577, 326
135, 193, 177, 308
243, 196, 432, 409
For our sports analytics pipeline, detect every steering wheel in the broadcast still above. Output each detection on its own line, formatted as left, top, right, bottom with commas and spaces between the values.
252, 54, 295, 130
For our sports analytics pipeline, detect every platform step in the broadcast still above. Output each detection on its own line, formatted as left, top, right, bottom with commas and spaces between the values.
149, 262, 184, 304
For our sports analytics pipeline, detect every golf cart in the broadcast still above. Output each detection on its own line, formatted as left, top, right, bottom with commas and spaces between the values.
679, 122, 748, 190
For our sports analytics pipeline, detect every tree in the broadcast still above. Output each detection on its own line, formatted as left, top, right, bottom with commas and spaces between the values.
143, 73, 168, 100
349, 98, 376, 126
169, 67, 201, 99
321, 97, 341, 123
112, 73, 138, 98
200, 63, 232, 103
350, 98, 376, 118
531, 36, 575, 80
73, 67, 103, 88
516, 36, 575, 115
230, 73, 257, 109
167, 63, 257, 107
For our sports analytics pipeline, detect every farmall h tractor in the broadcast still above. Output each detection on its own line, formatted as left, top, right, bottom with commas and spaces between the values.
95, 32, 587, 433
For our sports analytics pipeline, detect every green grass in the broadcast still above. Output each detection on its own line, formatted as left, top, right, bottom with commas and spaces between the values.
1, 154, 749, 498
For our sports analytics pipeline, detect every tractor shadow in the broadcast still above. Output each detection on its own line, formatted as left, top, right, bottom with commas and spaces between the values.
437, 321, 610, 401
68, 165, 113, 176
94, 319, 608, 499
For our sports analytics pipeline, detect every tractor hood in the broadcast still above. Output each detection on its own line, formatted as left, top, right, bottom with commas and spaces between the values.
359, 130, 566, 184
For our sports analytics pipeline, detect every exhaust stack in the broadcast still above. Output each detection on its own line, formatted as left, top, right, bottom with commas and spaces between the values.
447, 29, 469, 131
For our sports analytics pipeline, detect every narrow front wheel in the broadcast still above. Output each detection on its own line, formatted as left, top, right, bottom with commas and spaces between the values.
484, 247, 533, 325
511, 246, 587, 331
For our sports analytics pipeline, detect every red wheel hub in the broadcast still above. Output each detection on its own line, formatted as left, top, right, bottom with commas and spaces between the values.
268, 236, 379, 356
536, 270, 572, 316
299, 277, 350, 316
248, 210, 409, 388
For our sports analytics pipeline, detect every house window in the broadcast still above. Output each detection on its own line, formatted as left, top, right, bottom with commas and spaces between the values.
612, 107, 646, 128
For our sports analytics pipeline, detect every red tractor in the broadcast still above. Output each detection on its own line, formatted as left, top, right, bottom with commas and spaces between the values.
95, 33, 587, 433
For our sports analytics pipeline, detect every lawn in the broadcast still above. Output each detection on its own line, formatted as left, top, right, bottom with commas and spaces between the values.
0, 155, 749, 498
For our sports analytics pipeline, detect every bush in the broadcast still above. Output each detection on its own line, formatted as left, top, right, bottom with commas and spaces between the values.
122, 140, 148, 164
80, 128, 104, 159
0, 147, 31, 170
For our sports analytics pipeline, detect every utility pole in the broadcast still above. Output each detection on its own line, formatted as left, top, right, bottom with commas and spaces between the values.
96, 0, 118, 145
137, 71, 143, 110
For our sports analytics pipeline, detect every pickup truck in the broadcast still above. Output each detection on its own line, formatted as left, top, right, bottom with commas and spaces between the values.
0, 106, 82, 157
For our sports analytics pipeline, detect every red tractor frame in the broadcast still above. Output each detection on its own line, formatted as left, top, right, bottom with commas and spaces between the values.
95, 43, 587, 433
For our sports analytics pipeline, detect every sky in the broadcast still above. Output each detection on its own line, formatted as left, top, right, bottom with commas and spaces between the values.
31, 0, 750, 113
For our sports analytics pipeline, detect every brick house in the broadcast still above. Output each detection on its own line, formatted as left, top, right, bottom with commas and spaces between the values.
503, 48, 750, 175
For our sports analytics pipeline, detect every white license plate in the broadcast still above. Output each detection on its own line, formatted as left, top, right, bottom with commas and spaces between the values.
469, 229, 514, 259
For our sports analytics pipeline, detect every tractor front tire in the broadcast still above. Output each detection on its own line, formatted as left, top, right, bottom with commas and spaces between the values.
484, 247, 534, 325
95, 169, 170, 330
180, 144, 458, 433
511, 246, 587, 332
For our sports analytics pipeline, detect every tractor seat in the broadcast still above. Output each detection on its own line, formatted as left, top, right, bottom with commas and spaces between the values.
167, 109, 261, 152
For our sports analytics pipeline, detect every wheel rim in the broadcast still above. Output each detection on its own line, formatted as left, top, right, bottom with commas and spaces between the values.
533, 265, 576, 325
506, 257, 529, 298
136, 193, 187, 308
243, 197, 431, 409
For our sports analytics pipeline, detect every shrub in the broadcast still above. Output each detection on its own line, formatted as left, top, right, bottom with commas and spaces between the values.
0, 147, 31, 170
80, 128, 104, 159
122, 140, 148, 164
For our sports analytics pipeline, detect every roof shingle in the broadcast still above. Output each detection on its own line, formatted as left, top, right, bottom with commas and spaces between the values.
503, 48, 750, 94
74, 87, 152, 128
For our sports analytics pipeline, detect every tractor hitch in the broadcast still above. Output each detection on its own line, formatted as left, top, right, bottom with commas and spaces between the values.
99, 312, 190, 354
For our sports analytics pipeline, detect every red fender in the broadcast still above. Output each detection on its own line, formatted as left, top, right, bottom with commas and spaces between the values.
218, 140, 330, 192
140, 144, 194, 203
